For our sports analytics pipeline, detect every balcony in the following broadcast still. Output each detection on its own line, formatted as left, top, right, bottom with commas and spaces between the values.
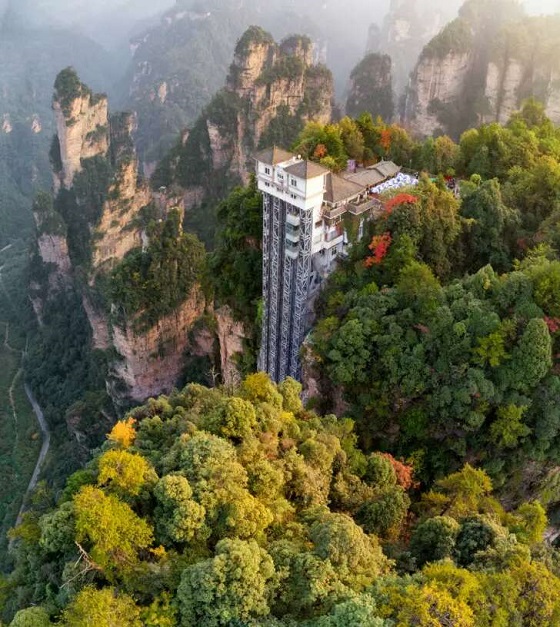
286, 213, 300, 227
322, 205, 347, 220
285, 239, 299, 259
325, 230, 341, 243
347, 197, 381, 216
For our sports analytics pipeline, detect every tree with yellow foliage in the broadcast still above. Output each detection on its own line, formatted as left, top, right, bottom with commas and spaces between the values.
107, 417, 136, 448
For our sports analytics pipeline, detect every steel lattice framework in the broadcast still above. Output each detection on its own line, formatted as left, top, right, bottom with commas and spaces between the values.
259, 192, 313, 382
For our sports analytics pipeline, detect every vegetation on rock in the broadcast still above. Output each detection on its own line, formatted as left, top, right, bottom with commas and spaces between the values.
109, 210, 206, 331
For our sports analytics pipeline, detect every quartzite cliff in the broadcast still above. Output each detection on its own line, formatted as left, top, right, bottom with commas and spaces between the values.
153, 27, 334, 244
32, 69, 215, 400
405, 5, 560, 137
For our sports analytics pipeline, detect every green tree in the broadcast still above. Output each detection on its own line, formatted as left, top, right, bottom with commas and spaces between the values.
460, 177, 518, 272
363, 453, 397, 488
338, 117, 365, 162
177, 538, 275, 626
490, 405, 530, 449
278, 377, 303, 415
97, 449, 157, 497
356, 486, 410, 539
153, 474, 207, 545
73, 486, 153, 575
455, 517, 497, 566
310, 512, 388, 590
504, 318, 552, 394
308, 595, 388, 626
10, 607, 52, 627
409, 516, 460, 567
61, 586, 142, 627
210, 177, 263, 328
39, 501, 75, 555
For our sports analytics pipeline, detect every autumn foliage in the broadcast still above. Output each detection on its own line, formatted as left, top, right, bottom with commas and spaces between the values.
380, 128, 392, 152
544, 316, 560, 334
365, 232, 392, 267
313, 143, 328, 159
108, 418, 136, 448
384, 193, 418, 215
381, 453, 417, 490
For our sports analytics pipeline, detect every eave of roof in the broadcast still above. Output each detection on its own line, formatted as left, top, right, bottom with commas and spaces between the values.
254, 146, 295, 166
284, 160, 330, 180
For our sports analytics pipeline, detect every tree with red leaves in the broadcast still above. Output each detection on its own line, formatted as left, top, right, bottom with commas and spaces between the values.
385, 193, 418, 214
365, 232, 392, 267
313, 143, 328, 159
380, 453, 417, 490
545, 317, 560, 334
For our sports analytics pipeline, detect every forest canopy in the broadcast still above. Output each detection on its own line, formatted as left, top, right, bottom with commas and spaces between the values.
5, 375, 560, 626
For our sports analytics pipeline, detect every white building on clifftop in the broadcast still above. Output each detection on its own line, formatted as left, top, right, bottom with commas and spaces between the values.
256, 147, 401, 382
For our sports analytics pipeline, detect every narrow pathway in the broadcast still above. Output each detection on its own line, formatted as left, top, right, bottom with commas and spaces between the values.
15, 385, 51, 526
8, 368, 22, 448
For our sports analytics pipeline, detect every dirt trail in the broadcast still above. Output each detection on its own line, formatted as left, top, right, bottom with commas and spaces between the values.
15, 385, 51, 526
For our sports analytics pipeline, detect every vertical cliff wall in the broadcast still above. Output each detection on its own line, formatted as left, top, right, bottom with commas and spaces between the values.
32, 68, 213, 405
482, 16, 560, 126
346, 53, 394, 121
404, 6, 560, 137
368, 0, 464, 99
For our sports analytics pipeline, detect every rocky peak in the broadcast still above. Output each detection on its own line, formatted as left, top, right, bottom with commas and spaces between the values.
404, 2, 560, 137
52, 67, 109, 190
152, 27, 333, 240
346, 53, 394, 121
228, 26, 276, 95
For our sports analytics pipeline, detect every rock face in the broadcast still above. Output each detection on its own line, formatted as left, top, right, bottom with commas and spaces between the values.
154, 27, 333, 246
405, 50, 473, 136
483, 61, 526, 125
111, 288, 206, 401
368, 0, 464, 98
36, 234, 72, 275
404, 6, 560, 137
481, 15, 560, 127
232, 31, 332, 145
215, 306, 247, 387
346, 53, 394, 121
32, 69, 216, 407
91, 161, 151, 271
52, 72, 109, 190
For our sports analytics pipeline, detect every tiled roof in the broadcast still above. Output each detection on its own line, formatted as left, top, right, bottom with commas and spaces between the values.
341, 160, 401, 188
254, 146, 294, 165
284, 160, 329, 180
324, 173, 363, 203
374, 160, 401, 178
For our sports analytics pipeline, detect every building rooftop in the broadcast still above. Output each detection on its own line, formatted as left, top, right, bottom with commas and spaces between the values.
284, 160, 330, 180
342, 160, 401, 188
375, 160, 401, 178
255, 146, 295, 166
324, 173, 363, 204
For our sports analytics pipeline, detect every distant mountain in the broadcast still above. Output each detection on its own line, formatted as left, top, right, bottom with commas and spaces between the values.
367, 0, 464, 100
404, 0, 560, 137
0, 26, 119, 247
